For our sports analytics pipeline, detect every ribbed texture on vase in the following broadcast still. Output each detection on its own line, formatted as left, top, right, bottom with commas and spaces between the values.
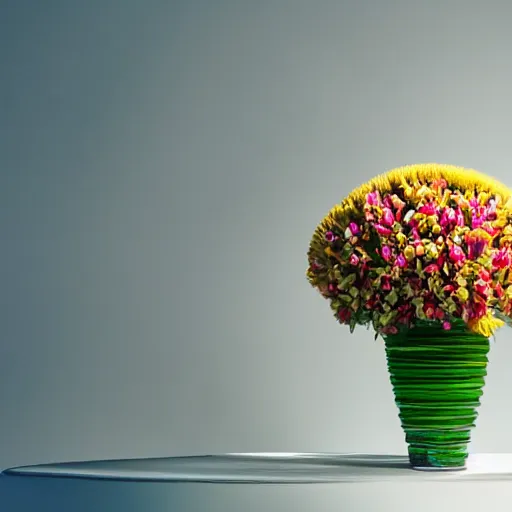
384, 320, 490, 470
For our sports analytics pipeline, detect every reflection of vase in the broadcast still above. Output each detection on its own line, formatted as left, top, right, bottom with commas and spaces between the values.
383, 320, 490, 471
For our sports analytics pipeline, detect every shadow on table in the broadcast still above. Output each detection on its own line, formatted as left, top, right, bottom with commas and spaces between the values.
2, 453, 411, 484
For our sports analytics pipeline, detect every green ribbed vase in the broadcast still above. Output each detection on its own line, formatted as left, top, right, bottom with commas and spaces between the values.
383, 320, 490, 471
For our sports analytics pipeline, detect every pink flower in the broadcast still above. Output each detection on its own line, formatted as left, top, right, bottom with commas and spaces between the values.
325, 231, 335, 242
366, 191, 381, 206
424, 264, 439, 274
479, 268, 491, 282
487, 199, 497, 221
472, 214, 484, 229
348, 222, 361, 236
383, 195, 393, 209
328, 283, 338, 294
435, 308, 445, 320
349, 253, 360, 266
419, 202, 438, 216
470, 297, 487, 319
374, 224, 393, 236
310, 260, 323, 272
397, 304, 411, 313
474, 279, 489, 297
493, 248, 512, 269
381, 207, 395, 227
449, 245, 466, 264
396, 254, 407, 268
411, 227, 421, 241
423, 302, 436, 319
440, 207, 456, 227
463, 295, 487, 320
381, 245, 392, 261
397, 304, 413, 324
442, 321, 452, 330
455, 208, 465, 226
381, 275, 392, 291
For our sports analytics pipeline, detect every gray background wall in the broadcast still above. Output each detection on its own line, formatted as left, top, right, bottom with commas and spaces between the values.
2, 1, 512, 508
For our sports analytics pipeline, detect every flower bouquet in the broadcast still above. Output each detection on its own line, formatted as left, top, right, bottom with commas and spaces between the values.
306, 163, 512, 470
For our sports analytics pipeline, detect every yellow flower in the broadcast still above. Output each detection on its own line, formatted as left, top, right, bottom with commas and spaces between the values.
403, 187, 414, 200
426, 243, 439, 259
456, 275, 468, 287
468, 312, 504, 337
396, 232, 407, 247
404, 246, 416, 261
335, 164, 512, 223
478, 192, 490, 205
456, 287, 469, 302
440, 189, 451, 208
431, 224, 442, 235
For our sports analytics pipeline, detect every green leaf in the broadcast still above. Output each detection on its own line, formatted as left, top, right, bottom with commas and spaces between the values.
386, 289, 399, 306
339, 273, 357, 290
341, 244, 352, 259
416, 258, 424, 277
380, 311, 395, 326
372, 314, 380, 333
330, 299, 341, 310
349, 286, 359, 298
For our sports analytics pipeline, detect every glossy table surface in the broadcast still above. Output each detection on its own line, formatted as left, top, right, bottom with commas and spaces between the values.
4, 452, 512, 483
3, 453, 512, 512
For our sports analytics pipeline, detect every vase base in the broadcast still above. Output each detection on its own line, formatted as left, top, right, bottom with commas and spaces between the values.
411, 465, 466, 472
